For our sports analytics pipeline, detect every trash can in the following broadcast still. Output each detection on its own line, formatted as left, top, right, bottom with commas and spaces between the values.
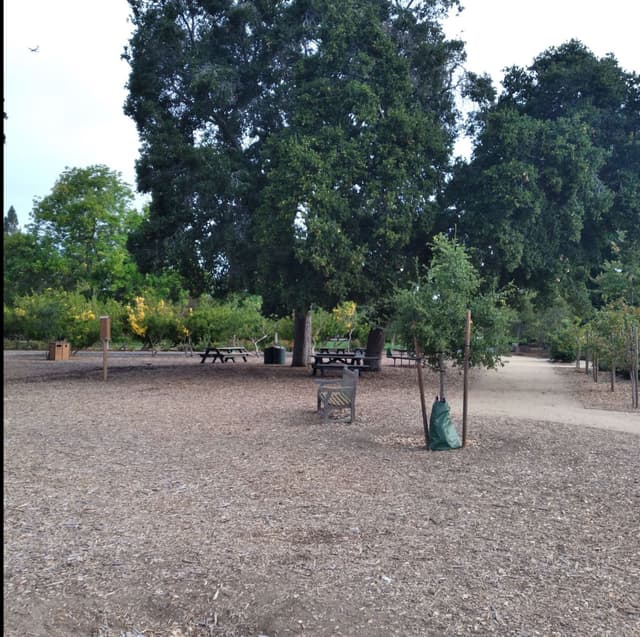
48, 341, 70, 361
264, 345, 286, 365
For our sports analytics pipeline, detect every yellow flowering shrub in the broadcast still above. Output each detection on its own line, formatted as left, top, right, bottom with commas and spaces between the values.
125, 295, 184, 350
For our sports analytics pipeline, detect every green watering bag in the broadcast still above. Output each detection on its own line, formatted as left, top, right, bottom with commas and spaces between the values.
428, 400, 462, 451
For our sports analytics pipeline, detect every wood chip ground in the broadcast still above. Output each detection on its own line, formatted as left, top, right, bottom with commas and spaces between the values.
3, 351, 639, 636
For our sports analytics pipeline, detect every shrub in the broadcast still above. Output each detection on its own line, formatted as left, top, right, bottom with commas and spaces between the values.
548, 318, 579, 362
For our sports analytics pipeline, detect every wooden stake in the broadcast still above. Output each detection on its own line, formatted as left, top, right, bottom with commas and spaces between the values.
462, 309, 471, 448
100, 316, 111, 382
413, 332, 429, 448
102, 338, 109, 381
633, 325, 639, 409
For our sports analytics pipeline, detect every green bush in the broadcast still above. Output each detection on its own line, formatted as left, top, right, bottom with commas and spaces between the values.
7, 289, 104, 349
548, 319, 578, 362
184, 294, 276, 349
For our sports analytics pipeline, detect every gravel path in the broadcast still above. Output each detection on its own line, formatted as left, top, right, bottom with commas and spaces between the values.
469, 356, 639, 434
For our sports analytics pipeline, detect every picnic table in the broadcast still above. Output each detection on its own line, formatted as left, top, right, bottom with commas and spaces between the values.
310, 349, 372, 376
200, 346, 250, 364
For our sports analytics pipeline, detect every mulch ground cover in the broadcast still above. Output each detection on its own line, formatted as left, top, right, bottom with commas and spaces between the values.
3, 351, 640, 636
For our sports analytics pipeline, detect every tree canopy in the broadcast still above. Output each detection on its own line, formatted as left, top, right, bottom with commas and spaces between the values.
23, 165, 142, 300
447, 40, 640, 312
390, 233, 513, 396
124, 0, 465, 313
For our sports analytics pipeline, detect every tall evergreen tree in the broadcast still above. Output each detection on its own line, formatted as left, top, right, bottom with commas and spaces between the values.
4, 206, 19, 235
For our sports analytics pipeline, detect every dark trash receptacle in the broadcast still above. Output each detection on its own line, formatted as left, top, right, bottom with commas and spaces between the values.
264, 345, 286, 365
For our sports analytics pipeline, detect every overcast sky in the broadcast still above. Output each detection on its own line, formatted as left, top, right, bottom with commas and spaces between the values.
4, 0, 640, 228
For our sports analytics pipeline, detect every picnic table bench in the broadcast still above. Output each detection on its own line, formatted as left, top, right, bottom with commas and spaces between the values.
386, 348, 424, 367
310, 350, 379, 376
200, 346, 250, 364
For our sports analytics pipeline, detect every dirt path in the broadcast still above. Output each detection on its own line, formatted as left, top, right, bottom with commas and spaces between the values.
468, 355, 639, 435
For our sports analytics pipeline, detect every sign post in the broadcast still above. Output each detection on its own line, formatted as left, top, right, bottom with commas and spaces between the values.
100, 316, 111, 381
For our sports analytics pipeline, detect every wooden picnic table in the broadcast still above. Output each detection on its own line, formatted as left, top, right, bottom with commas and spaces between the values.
312, 351, 362, 364
200, 346, 250, 364
311, 350, 374, 376
317, 347, 366, 355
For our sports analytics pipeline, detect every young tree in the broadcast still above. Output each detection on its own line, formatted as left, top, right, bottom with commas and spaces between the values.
391, 234, 513, 399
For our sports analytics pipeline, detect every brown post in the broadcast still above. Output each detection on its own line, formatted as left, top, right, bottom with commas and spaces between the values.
633, 325, 639, 409
100, 316, 111, 381
413, 330, 429, 448
462, 309, 471, 447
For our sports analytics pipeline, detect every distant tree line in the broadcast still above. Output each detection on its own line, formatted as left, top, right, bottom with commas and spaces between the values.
4, 1, 639, 390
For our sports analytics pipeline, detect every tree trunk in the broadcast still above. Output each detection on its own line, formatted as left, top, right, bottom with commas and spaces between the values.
585, 351, 590, 375
438, 351, 446, 401
365, 327, 385, 371
514, 324, 522, 354
610, 357, 615, 392
291, 308, 312, 367
413, 335, 429, 448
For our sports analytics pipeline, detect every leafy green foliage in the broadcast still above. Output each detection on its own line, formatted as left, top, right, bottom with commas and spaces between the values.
126, 295, 186, 351
586, 302, 640, 374
447, 40, 640, 312
183, 294, 273, 349
6, 290, 123, 349
311, 301, 362, 348
594, 234, 640, 306
3, 230, 65, 304
390, 234, 513, 369
25, 165, 144, 300
124, 0, 464, 315
548, 318, 581, 362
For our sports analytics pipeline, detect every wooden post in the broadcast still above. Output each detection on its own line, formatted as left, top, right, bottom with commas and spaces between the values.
100, 316, 111, 381
413, 331, 429, 448
438, 352, 446, 401
462, 310, 471, 448
632, 325, 639, 409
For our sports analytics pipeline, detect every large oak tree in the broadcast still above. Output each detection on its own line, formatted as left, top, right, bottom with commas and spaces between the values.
123, 0, 465, 363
